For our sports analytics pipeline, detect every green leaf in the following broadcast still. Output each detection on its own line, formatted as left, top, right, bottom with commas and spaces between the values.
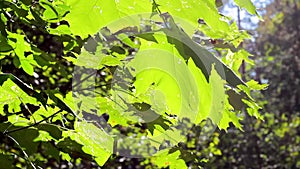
116, 33, 139, 48
47, 90, 77, 117
234, 0, 256, 14
57, 137, 93, 160
8, 114, 30, 126
222, 49, 254, 76
9, 128, 39, 155
0, 35, 13, 52
0, 73, 47, 108
19, 54, 38, 75
188, 59, 211, 123
129, 32, 199, 119
60, 152, 71, 162
156, 0, 230, 35
33, 130, 54, 142
64, 120, 113, 166
41, 1, 58, 20
234, 0, 262, 19
101, 55, 122, 66
189, 60, 225, 125
110, 32, 201, 148
158, 13, 248, 114
151, 149, 187, 169
246, 80, 268, 90
115, 0, 152, 15
7, 32, 38, 75
74, 49, 104, 69
36, 123, 62, 140
0, 78, 38, 114
65, 0, 155, 37
96, 96, 128, 126
160, 13, 245, 88
243, 99, 263, 120
208, 65, 226, 124
47, 25, 72, 35
1, 77, 74, 121
218, 95, 243, 131
65, 0, 120, 38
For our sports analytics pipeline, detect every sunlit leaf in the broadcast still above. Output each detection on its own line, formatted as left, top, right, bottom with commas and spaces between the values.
234, 0, 262, 19
0, 78, 38, 113
218, 96, 243, 131
151, 149, 187, 169
7, 32, 38, 75
156, 0, 230, 35
64, 120, 113, 166
129, 32, 199, 119
65, 0, 120, 38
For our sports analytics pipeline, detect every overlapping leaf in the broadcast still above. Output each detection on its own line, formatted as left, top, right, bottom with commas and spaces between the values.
156, 0, 230, 35
7, 33, 38, 75
64, 120, 113, 166
129, 32, 199, 120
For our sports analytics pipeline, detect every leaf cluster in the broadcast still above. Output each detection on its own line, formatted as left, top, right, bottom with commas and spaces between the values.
0, 0, 264, 168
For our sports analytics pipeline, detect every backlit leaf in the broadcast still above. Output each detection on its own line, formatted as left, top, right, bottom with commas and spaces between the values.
234, 0, 262, 19
64, 120, 113, 166
65, 0, 120, 38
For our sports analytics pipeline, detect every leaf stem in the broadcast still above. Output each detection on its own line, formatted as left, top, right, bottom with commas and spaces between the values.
152, 0, 168, 26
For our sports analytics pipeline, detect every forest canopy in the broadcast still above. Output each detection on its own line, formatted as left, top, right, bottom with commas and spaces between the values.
1, 0, 297, 168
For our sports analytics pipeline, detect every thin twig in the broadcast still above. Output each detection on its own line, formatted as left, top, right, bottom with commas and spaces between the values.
19, 96, 36, 123
72, 71, 97, 88
4, 110, 63, 135
153, 0, 162, 15
7, 135, 38, 169
152, 0, 168, 26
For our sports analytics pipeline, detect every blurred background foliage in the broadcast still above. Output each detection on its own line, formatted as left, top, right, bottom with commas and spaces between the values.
204, 0, 300, 168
